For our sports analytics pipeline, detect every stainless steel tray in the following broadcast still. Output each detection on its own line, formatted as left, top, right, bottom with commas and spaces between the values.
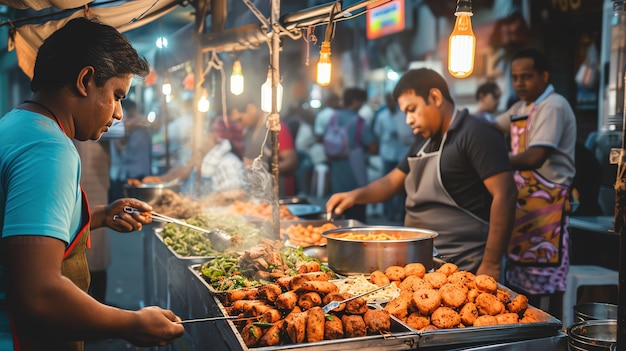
188, 265, 419, 350
399, 284, 563, 348
154, 227, 215, 264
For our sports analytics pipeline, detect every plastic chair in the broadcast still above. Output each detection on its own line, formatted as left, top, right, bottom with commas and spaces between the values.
562, 265, 618, 328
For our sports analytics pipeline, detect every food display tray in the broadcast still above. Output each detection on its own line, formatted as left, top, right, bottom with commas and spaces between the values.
188, 265, 419, 351
400, 284, 563, 348
189, 264, 563, 350
154, 227, 216, 263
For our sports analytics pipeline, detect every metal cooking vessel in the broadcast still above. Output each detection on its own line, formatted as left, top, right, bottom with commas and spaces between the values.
567, 319, 616, 351
574, 303, 618, 323
322, 226, 438, 275
123, 182, 181, 202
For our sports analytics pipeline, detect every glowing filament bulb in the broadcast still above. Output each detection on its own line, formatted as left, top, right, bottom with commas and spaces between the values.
448, 10, 475, 78
230, 60, 244, 96
317, 42, 332, 86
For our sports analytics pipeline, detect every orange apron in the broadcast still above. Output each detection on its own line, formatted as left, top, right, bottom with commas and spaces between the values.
506, 94, 570, 266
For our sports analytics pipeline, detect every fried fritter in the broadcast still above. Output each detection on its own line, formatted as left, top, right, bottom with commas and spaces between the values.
404, 262, 426, 278
431, 306, 461, 329
406, 311, 431, 330
297, 292, 322, 310
436, 262, 458, 276
459, 302, 478, 326
496, 312, 520, 325
275, 291, 298, 310
412, 288, 441, 316
322, 292, 351, 313
424, 272, 448, 289
384, 290, 413, 319
475, 293, 504, 316
473, 315, 498, 327
507, 294, 529, 314
439, 283, 468, 308
475, 274, 497, 294
384, 265, 406, 282
447, 271, 476, 290
370, 270, 391, 286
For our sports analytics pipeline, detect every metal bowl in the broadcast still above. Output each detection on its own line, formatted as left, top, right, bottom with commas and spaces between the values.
574, 303, 618, 323
322, 226, 439, 275
123, 182, 181, 202
567, 319, 616, 351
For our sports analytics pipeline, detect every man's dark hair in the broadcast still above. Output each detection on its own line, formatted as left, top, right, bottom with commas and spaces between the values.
31, 17, 150, 92
475, 81, 501, 101
342, 88, 367, 107
392, 69, 454, 105
512, 48, 551, 74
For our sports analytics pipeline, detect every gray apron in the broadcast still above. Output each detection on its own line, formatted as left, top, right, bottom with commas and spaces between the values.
404, 116, 489, 273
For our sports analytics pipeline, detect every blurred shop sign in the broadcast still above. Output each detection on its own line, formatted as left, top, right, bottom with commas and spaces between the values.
366, 0, 409, 40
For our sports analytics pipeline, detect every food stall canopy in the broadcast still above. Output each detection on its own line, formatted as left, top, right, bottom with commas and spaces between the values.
1, 0, 186, 77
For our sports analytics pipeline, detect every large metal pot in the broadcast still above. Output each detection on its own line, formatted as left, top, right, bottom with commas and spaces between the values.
123, 182, 181, 202
322, 226, 438, 275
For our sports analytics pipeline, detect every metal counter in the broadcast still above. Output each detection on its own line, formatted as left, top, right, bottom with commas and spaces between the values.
148, 227, 567, 351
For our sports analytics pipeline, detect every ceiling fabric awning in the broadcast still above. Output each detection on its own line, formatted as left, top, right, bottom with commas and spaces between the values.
2, 0, 183, 77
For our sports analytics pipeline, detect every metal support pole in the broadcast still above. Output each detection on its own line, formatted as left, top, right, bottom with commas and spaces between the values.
269, 0, 281, 238
617, 3, 626, 349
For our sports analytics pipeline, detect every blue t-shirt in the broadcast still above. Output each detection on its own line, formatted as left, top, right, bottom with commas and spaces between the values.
0, 109, 83, 296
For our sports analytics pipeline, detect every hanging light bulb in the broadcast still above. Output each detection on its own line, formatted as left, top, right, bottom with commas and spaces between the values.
448, 0, 475, 79
230, 60, 244, 95
261, 70, 283, 113
161, 82, 171, 96
197, 89, 210, 113
316, 41, 332, 86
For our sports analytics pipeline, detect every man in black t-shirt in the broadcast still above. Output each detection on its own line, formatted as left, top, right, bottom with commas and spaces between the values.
326, 69, 517, 279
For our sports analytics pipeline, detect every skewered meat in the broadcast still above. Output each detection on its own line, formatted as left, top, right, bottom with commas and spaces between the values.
345, 297, 368, 315
296, 281, 338, 294
324, 314, 344, 340
322, 292, 351, 313
341, 314, 367, 338
257, 320, 284, 346
306, 307, 325, 342
363, 309, 391, 333
286, 311, 308, 343
275, 291, 298, 310
257, 284, 282, 303
240, 323, 263, 347
297, 292, 322, 310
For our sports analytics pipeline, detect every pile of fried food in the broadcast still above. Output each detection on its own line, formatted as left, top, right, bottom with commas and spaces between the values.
374, 262, 542, 330
280, 223, 338, 247
149, 189, 204, 219
219, 271, 394, 347
200, 239, 334, 291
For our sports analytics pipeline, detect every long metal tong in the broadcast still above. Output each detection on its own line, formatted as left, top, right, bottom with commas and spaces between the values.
321, 283, 392, 313
123, 206, 232, 251
123, 206, 212, 233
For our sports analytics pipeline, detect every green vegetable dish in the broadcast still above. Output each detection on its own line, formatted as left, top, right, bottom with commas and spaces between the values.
200, 245, 336, 291
159, 213, 262, 257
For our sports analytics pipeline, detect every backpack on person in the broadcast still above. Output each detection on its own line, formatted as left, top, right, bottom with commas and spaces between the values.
323, 113, 363, 159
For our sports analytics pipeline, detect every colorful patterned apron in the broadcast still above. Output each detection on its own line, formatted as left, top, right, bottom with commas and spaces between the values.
6, 102, 92, 351
404, 111, 489, 273
506, 87, 570, 266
